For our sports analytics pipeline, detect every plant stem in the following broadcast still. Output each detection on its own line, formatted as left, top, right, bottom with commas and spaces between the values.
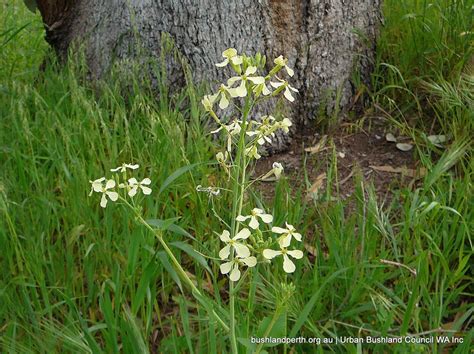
254, 306, 282, 354
228, 97, 252, 354
124, 198, 230, 333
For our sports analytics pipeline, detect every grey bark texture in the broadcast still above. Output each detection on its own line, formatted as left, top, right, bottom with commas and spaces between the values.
36, 0, 381, 150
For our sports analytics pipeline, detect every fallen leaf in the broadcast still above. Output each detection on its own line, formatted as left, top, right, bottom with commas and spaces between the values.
304, 243, 317, 256
304, 135, 327, 154
396, 142, 413, 151
386, 133, 397, 142
427, 134, 447, 147
370, 165, 427, 179
306, 172, 326, 199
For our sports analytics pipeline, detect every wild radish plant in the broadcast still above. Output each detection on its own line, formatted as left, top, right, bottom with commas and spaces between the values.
89, 48, 305, 353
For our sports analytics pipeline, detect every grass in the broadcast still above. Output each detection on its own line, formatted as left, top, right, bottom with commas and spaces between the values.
1, 0, 472, 353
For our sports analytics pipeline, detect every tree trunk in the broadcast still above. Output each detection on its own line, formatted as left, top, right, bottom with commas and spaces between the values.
35, 0, 381, 149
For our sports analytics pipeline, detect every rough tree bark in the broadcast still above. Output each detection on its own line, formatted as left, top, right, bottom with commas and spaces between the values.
32, 0, 381, 150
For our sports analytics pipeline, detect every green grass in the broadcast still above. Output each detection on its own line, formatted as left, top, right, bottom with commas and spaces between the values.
1, 1, 472, 353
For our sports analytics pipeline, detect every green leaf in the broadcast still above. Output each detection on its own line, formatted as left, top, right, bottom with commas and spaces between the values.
131, 259, 160, 314
156, 251, 183, 292
146, 218, 196, 241
170, 241, 213, 276
289, 267, 350, 337
158, 162, 203, 195
122, 306, 150, 354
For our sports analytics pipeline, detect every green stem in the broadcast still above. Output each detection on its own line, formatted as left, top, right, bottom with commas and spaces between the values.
123, 198, 230, 333
254, 306, 283, 354
228, 96, 252, 354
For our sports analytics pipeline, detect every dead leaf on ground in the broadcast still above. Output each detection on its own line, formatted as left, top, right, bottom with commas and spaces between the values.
304, 243, 317, 256
306, 172, 326, 199
304, 135, 327, 154
385, 133, 397, 142
370, 165, 427, 179
427, 134, 447, 147
396, 142, 414, 151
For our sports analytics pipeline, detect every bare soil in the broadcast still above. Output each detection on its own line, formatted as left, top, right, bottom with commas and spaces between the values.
254, 116, 424, 204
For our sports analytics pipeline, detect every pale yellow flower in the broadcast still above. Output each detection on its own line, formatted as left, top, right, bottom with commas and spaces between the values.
270, 77, 299, 102
211, 119, 242, 152
272, 162, 284, 179
220, 256, 257, 281
216, 48, 243, 68
219, 229, 252, 259
127, 177, 152, 197
245, 145, 261, 160
263, 247, 303, 273
274, 55, 294, 77
89, 178, 118, 208
272, 222, 302, 248
278, 118, 293, 133
110, 163, 139, 173
227, 66, 265, 98
89, 177, 105, 196
201, 94, 217, 112
237, 208, 273, 229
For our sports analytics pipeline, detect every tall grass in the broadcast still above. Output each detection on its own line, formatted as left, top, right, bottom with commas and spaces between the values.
1, 0, 472, 352
373, 0, 473, 140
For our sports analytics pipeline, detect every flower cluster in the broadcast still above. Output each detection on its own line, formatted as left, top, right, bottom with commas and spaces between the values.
89, 163, 152, 208
203, 48, 297, 172
218, 208, 304, 281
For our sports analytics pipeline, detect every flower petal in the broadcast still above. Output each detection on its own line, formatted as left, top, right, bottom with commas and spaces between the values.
140, 186, 152, 195
248, 76, 265, 85
285, 65, 294, 77
231, 56, 243, 65
216, 58, 229, 67
259, 213, 273, 224
249, 216, 259, 230
241, 256, 257, 267
222, 48, 237, 58
220, 260, 233, 274
270, 81, 284, 89
100, 194, 108, 208
236, 215, 249, 222
229, 264, 241, 281
278, 234, 292, 248
106, 191, 118, 202
220, 230, 231, 242
234, 80, 247, 97
141, 178, 151, 185
292, 232, 302, 242
245, 66, 257, 75
234, 228, 251, 240
227, 76, 241, 87
272, 226, 287, 234
284, 87, 295, 102
219, 244, 231, 260
128, 177, 138, 185
105, 179, 116, 189
219, 94, 229, 109
262, 84, 271, 95
262, 249, 281, 259
233, 242, 250, 258
128, 186, 138, 197
283, 254, 296, 273
287, 250, 304, 259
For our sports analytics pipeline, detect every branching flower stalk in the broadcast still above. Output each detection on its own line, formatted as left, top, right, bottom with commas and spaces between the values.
203, 49, 305, 353
89, 49, 306, 353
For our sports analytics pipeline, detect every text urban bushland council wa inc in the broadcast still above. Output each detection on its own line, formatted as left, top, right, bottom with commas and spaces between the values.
250, 336, 464, 345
